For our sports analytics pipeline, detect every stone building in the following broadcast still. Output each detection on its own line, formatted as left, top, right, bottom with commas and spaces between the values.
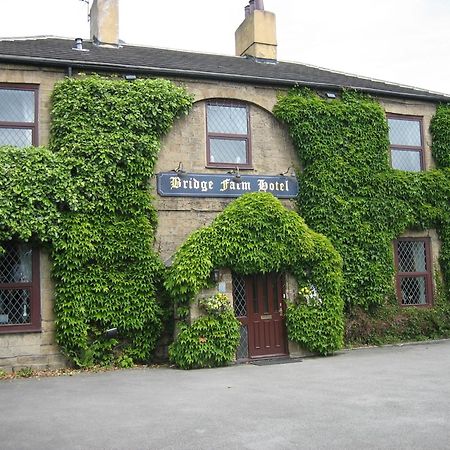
0, 0, 448, 370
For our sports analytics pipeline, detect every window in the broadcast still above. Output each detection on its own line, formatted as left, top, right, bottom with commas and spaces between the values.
206, 101, 251, 168
394, 238, 432, 306
0, 242, 40, 332
0, 84, 38, 147
387, 114, 424, 172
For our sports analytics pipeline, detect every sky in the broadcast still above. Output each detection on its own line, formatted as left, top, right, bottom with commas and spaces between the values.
1, 0, 449, 95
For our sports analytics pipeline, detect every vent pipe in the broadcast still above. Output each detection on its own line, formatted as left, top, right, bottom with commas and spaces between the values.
74, 38, 83, 50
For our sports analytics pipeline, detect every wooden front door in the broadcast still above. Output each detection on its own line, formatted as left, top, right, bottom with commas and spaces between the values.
246, 273, 288, 358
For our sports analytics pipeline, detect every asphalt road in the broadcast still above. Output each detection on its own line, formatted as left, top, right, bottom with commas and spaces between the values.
1, 340, 450, 450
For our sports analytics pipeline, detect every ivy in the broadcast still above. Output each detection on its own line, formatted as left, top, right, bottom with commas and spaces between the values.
274, 89, 450, 343
0, 146, 76, 244
169, 309, 240, 370
166, 192, 344, 356
0, 75, 193, 366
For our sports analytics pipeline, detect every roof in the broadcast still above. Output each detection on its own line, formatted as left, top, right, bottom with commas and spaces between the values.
0, 36, 449, 102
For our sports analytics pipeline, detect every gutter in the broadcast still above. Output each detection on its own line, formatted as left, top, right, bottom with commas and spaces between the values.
1, 54, 449, 103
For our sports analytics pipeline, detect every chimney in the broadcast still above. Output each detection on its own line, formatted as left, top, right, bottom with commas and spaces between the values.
90, 0, 119, 47
235, 1, 277, 61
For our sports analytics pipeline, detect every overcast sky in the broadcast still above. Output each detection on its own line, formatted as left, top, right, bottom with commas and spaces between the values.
2, 0, 449, 95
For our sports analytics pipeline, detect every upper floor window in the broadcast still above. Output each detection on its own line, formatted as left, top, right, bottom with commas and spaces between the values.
0, 84, 38, 147
387, 114, 424, 172
393, 238, 432, 306
206, 101, 251, 168
0, 242, 40, 333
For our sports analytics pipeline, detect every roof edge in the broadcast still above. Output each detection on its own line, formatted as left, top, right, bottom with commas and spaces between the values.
0, 53, 448, 103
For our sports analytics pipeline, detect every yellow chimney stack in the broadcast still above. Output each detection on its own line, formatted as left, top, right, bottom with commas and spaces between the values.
90, 0, 119, 47
235, 2, 277, 61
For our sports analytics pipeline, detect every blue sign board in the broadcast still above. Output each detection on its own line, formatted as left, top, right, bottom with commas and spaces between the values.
157, 172, 299, 199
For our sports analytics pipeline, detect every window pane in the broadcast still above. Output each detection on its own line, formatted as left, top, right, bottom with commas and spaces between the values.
400, 276, 426, 305
0, 128, 33, 147
0, 89, 35, 123
398, 241, 426, 273
232, 273, 247, 317
0, 288, 31, 324
388, 118, 421, 146
236, 325, 249, 359
207, 104, 247, 134
391, 149, 422, 172
210, 138, 247, 164
0, 243, 33, 283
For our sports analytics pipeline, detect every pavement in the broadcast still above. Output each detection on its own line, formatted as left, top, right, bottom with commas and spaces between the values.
1, 340, 450, 450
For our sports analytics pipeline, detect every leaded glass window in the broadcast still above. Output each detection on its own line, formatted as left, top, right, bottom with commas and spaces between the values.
206, 101, 251, 168
387, 115, 423, 172
0, 85, 38, 147
0, 242, 40, 332
232, 273, 249, 360
394, 238, 432, 306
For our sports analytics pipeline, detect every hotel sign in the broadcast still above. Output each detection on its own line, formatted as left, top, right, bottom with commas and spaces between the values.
157, 172, 299, 198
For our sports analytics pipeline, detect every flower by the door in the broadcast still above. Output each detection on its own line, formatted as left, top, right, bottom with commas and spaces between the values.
298, 285, 323, 307
199, 293, 231, 315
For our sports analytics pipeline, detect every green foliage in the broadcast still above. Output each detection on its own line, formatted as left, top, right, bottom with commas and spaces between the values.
168, 309, 240, 369
0, 369, 7, 378
0, 75, 193, 366
274, 88, 450, 343
431, 103, 450, 168
346, 276, 450, 345
117, 354, 134, 369
167, 192, 344, 356
16, 367, 34, 378
0, 146, 76, 245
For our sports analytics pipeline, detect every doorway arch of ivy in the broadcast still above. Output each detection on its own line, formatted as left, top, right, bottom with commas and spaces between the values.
165, 192, 344, 355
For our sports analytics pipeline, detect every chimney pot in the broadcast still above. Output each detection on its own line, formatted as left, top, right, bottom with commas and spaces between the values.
249, 0, 255, 14
255, 0, 264, 10
245, 5, 250, 17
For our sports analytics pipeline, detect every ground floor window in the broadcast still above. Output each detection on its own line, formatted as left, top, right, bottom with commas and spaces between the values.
394, 238, 432, 306
0, 242, 40, 332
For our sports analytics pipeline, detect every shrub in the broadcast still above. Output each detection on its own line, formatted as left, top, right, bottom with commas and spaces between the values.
169, 309, 240, 369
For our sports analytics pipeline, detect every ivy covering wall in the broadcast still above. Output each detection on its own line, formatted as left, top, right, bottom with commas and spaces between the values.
1, 75, 450, 367
273, 90, 450, 344
0, 75, 193, 366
